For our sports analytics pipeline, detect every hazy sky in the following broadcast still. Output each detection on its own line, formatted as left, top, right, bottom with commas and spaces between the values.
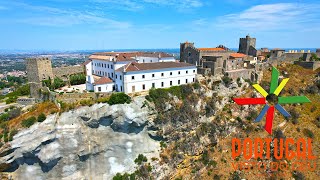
0, 0, 319, 50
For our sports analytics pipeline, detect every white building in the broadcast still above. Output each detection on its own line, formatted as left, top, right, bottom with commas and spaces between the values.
84, 52, 196, 94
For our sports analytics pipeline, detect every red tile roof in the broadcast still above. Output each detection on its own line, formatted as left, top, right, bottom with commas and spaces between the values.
82, 60, 92, 66
116, 62, 195, 72
94, 77, 113, 85
230, 53, 247, 58
198, 48, 226, 51
90, 52, 173, 62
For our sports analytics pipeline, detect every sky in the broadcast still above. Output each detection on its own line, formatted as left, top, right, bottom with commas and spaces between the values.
0, 0, 319, 50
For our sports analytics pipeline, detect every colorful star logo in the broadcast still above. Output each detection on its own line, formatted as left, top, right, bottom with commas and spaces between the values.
233, 67, 311, 134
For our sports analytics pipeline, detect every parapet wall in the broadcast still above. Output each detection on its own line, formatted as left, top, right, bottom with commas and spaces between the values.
52, 66, 84, 78
293, 61, 320, 71
55, 92, 110, 103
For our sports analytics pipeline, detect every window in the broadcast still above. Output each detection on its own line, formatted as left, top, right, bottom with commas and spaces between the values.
120, 86, 123, 92
108, 64, 110, 68
170, 72, 172, 75
150, 60, 152, 62
106, 86, 108, 90
132, 86, 135, 92
188, 52, 191, 56
178, 71, 180, 75
143, 59, 145, 63
161, 82, 164, 87
142, 75, 145, 79
152, 74, 155, 77
178, 80, 180, 85
108, 73, 110, 77
186, 70, 188, 74
98, 87, 101, 92
116, 75, 118, 79
186, 79, 188, 83
193, 78, 195, 82
132, 76, 135, 80
120, 75, 122, 80
142, 84, 145, 90
170, 81, 172, 86
152, 83, 155, 88
161, 73, 164, 77
111, 65, 113, 69
193, 70, 196, 73
112, 73, 114, 78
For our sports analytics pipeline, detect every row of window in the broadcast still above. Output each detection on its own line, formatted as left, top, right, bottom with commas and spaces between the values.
95, 63, 113, 69
131, 70, 196, 80
133, 78, 195, 92
94, 70, 114, 78
97, 85, 123, 92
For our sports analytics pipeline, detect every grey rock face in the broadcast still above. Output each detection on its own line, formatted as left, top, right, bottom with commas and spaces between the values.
0, 97, 160, 180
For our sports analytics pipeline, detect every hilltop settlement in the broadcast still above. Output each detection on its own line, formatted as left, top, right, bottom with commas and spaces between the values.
0, 35, 319, 179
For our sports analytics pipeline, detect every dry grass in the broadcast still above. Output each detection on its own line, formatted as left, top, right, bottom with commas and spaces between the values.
7, 102, 59, 130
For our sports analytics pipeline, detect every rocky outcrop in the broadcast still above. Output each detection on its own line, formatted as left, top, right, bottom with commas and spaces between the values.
0, 97, 160, 179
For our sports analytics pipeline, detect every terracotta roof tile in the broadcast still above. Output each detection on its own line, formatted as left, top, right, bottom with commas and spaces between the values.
90, 52, 173, 62
198, 48, 226, 51
117, 62, 195, 72
230, 53, 247, 58
82, 59, 92, 66
94, 77, 113, 85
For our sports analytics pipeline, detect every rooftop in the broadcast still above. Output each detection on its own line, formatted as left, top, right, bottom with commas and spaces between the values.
198, 48, 226, 51
89, 52, 174, 62
94, 76, 113, 85
230, 53, 246, 58
116, 62, 195, 72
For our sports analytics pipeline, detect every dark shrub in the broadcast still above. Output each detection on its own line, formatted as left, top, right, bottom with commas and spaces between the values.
292, 171, 305, 180
314, 116, 320, 128
192, 82, 201, 89
9, 129, 18, 141
134, 154, 147, 165
246, 110, 258, 121
37, 113, 46, 122
303, 128, 314, 138
21, 116, 36, 128
108, 93, 131, 105
222, 76, 232, 86
70, 74, 86, 85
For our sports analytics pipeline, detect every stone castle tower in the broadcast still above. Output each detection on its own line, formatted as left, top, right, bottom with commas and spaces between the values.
238, 35, 256, 55
25, 57, 54, 99
180, 41, 195, 61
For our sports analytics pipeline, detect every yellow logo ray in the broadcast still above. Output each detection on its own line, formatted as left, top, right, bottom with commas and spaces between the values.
253, 84, 269, 97
274, 78, 289, 96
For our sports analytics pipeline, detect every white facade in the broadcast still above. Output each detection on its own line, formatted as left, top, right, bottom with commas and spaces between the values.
122, 67, 196, 94
135, 56, 176, 63
94, 83, 114, 92
85, 52, 196, 94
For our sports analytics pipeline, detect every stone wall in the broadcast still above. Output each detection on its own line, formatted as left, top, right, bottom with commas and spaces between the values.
285, 53, 305, 61
293, 61, 320, 71
197, 67, 211, 75
53, 66, 84, 79
17, 98, 36, 106
55, 92, 110, 103
225, 69, 255, 81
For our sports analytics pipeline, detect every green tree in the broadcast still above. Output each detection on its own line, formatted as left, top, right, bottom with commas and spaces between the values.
108, 93, 132, 105
70, 74, 86, 85
52, 77, 66, 90
21, 116, 37, 128
37, 113, 46, 122
310, 53, 320, 61
134, 154, 148, 165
